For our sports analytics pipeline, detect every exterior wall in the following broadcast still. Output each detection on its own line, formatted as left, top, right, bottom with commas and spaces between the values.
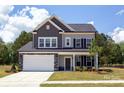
62, 33, 95, 48
19, 52, 96, 71
33, 21, 62, 48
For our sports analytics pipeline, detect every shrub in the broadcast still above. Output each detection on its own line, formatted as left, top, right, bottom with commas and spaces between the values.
75, 66, 80, 71
75, 66, 88, 71
10, 63, 17, 72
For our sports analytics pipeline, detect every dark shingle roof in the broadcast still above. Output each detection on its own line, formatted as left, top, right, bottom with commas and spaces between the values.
18, 41, 89, 52
68, 24, 96, 32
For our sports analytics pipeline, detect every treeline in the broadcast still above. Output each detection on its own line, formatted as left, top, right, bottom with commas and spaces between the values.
90, 33, 124, 66
0, 31, 124, 66
0, 31, 32, 65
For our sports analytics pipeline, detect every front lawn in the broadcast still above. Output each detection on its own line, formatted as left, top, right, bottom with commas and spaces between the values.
0, 65, 13, 78
41, 83, 124, 87
48, 68, 124, 80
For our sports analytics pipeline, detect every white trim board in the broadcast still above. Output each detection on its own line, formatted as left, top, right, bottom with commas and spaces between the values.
19, 52, 90, 55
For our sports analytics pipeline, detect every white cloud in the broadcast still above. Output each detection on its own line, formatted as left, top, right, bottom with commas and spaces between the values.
116, 9, 124, 15
0, 5, 14, 14
87, 21, 94, 25
0, 6, 50, 43
110, 27, 124, 43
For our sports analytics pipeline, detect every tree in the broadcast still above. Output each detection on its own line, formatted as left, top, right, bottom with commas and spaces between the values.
12, 31, 32, 64
90, 32, 123, 67
89, 37, 103, 69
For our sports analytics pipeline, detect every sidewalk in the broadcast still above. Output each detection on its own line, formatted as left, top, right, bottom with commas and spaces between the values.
43, 80, 124, 84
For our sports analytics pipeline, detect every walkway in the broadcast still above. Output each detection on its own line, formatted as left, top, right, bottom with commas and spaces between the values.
43, 80, 124, 84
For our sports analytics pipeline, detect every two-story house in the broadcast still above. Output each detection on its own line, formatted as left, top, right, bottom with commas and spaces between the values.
18, 15, 98, 71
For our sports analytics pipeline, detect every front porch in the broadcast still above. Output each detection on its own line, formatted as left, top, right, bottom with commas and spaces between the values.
54, 52, 98, 71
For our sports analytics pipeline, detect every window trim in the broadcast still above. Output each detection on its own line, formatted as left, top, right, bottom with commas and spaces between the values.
65, 37, 71, 47
75, 56, 81, 67
75, 38, 81, 48
86, 38, 92, 49
38, 37, 58, 48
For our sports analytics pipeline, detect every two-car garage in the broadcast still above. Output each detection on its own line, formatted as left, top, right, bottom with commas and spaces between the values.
23, 55, 54, 71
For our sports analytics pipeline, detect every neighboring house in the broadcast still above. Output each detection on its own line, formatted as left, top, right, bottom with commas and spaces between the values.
18, 15, 98, 71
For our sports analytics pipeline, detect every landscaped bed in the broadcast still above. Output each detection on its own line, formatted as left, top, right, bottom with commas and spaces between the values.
41, 83, 124, 87
0, 65, 13, 78
48, 68, 124, 81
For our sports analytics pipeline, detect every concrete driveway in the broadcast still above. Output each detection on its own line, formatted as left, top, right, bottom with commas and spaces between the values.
0, 72, 53, 87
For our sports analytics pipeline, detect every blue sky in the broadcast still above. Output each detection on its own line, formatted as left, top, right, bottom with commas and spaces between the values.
0, 5, 124, 43
12, 5, 124, 34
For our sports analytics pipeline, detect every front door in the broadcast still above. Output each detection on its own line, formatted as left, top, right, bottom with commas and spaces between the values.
65, 57, 71, 71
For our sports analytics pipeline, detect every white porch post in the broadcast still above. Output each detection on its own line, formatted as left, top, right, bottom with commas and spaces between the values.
95, 52, 98, 71
73, 54, 75, 71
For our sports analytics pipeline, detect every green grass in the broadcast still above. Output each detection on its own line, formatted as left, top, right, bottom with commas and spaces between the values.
48, 68, 124, 81
0, 65, 13, 78
41, 83, 124, 87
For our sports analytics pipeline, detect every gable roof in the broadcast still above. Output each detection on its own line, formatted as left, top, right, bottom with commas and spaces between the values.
50, 16, 75, 31
33, 15, 97, 32
33, 16, 75, 32
33, 18, 64, 32
68, 24, 96, 32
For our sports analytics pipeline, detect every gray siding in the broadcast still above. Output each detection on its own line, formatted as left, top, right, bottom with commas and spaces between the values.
34, 21, 62, 48
62, 34, 95, 48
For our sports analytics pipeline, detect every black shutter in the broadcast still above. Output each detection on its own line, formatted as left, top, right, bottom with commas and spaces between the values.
73, 38, 75, 48
84, 38, 86, 49
81, 38, 84, 49
84, 56, 86, 66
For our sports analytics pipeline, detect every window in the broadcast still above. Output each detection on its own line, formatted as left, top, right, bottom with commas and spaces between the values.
65, 37, 71, 47
52, 39, 57, 47
75, 39, 81, 48
39, 39, 44, 47
75, 56, 81, 66
86, 39, 92, 48
46, 39, 50, 47
46, 25, 50, 30
86, 56, 92, 67
38, 37, 57, 48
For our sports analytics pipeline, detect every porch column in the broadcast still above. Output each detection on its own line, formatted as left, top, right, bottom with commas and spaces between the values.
95, 52, 98, 71
73, 54, 75, 71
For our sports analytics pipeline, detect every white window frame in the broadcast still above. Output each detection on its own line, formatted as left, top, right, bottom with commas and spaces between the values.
38, 37, 58, 48
75, 38, 81, 48
86, 38, 92, 49
65, 37, 71, 47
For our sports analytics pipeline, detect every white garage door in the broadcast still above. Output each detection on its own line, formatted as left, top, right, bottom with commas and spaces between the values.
23, 55, 54, 71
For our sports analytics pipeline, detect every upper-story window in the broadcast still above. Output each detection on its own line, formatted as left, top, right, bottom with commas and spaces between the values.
65, 37, 71, 47
75, 39, 81, 48
38, 37, 57, 48
46, 25, 50, 30
46, 39, 50, 47
39, 38, 44, 47
86, 39, 92, 48
52, 38, 57, 47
